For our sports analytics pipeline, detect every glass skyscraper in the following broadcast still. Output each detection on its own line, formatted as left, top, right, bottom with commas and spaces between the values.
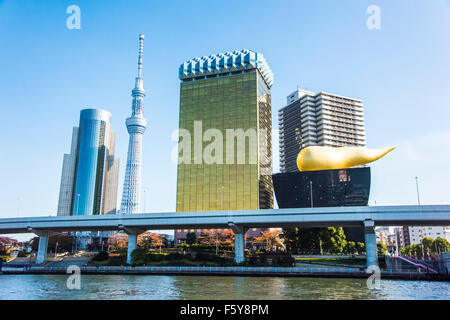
57, 109, 120, 217
175, 49, 274, 244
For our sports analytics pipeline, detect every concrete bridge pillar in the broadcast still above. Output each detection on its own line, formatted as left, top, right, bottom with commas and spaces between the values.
122, 228, 145, 265
127, 233, 138, 265
230, 225, 247, 264
36, 231, 49, 264
364, 220, 378, 268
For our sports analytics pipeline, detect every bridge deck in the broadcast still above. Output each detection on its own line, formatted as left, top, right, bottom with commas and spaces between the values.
0, 205, 449, 234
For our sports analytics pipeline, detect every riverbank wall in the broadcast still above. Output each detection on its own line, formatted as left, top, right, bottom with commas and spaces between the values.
1, 265, 448, 282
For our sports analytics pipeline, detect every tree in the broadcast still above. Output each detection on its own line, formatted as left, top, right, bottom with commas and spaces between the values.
49, 233, 74, 252
178, 243, 190, 251
320, 227, 347, 254
0, 237, 18, 251
401, 244, 424, 257
434, 237, 450, 254
28, 234, 73, 253
344, 241, 357, 255
412, 244, 423, 257
160, 235, 171, 248
252, 229, 284, 252
283, 227, 320, 254
0, 236, 19, 256
401, 238, 449, 258
29, 237, 39, 252
108, 233, 129, 251
197, 229, 234, 254
138, 232, 164, 249
377, 242, 387, 256
131, 248, 147, 266
282, 228, 301, 253
186, 232, 197, 245
356, 242, 365, 254
422, 237, 434, 255
282, 227, 347, 255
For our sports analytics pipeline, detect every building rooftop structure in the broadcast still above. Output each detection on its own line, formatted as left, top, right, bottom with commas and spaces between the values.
178, 49, 274, 88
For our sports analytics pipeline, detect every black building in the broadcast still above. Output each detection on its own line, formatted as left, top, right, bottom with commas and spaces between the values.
273, 167, 371, 242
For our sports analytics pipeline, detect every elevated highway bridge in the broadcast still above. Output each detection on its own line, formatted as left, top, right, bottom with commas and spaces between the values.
1, 205, 449, 267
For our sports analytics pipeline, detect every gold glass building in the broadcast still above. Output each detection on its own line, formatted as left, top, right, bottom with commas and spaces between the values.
175, 50, 274, 244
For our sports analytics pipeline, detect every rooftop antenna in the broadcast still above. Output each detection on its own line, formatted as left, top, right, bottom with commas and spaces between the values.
137, 34, 144, 79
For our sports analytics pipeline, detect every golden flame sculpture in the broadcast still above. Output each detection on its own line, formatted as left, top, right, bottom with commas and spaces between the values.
296, 146, 395, 172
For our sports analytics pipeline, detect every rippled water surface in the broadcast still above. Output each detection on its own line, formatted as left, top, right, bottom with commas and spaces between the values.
0, 275, 449, 300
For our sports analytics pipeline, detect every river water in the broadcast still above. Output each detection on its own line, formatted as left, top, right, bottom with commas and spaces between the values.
0, 274, 448, 300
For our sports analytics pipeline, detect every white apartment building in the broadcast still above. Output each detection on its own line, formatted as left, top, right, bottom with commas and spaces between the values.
279, 89, 366, 173
406, 226, 448, 245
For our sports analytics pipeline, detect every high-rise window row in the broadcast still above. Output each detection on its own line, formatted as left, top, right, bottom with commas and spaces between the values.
279, 89, 366, 173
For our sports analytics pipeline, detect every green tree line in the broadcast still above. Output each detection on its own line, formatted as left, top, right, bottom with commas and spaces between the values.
400, 237, 449, 257
282, 227, 366, 255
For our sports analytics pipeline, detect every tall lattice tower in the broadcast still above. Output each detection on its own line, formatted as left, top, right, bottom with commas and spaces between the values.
120, 34, 147, 214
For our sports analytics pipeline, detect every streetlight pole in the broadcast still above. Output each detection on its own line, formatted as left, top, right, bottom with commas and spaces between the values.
76, 193, 80, 215
395, 236, 399, 256
220, 185, 224, 210
144, 190, 146, 213
415, 177, 421, 205
74, 193, 80, 252
216, 232, 219, 256
214, 186, 224, 256
309, 180, 313, 208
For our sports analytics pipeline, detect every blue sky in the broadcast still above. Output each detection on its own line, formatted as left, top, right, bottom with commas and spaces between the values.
0, 0, 449, 240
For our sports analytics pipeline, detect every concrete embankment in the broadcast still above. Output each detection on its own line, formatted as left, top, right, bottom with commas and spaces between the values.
1, 265, 448, 282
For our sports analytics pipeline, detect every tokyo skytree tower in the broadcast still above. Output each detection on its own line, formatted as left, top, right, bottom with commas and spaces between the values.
120, 34, 147, 214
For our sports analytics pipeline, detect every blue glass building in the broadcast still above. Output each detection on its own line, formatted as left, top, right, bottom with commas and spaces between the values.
57, 109, 120, 217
